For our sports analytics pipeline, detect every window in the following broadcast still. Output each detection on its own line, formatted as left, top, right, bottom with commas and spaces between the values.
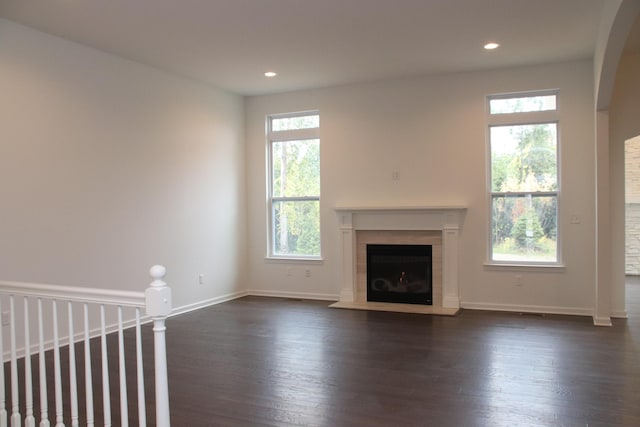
267, 111, 321, 258
487, 91, 559, 264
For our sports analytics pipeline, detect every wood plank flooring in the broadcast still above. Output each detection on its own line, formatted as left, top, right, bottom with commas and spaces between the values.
164, 285, 640, 426
4, 281, 640, 426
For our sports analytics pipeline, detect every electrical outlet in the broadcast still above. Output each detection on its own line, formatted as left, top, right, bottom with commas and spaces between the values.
515, 275, 523, 287
2, 311, 10, 326
198, 274, 205, 285
392, 171, 400, 181
305, 269, 311, 278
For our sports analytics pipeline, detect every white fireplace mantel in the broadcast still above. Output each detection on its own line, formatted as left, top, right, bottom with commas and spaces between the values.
334, 205, 467, 311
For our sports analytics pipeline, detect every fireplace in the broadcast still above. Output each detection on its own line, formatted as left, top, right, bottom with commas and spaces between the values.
367, 244, 432, 305
333, 205, 466, 314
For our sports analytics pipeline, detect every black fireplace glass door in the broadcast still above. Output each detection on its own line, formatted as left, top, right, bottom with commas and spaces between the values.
366, 244, 432, 305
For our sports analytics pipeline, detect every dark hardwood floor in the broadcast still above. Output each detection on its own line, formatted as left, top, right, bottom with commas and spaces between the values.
4, 281, 639, 426
164, 282, 640, 427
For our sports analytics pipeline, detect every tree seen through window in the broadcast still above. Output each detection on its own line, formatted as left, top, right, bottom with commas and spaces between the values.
268, 113, 321, 258
489, 93, 559, 263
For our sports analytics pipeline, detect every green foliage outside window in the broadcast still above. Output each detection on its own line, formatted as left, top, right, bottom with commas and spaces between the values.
491, 123, 558, 262
271, 137, 320, 257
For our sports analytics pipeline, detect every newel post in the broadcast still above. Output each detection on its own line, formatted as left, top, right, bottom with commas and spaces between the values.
145, 265, 172, 427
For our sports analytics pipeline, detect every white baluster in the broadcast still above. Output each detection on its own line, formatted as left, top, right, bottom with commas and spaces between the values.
52, 301, 64, 427
83, 304, 94, 427
37, 299, 49, 427
0, 298, 7, 427
117, 307, 128, 427
10, 295, 21, 427
67, 303, 78, 427
24, 298, 35, 427
100, 305, 111, 427
135, 308, 146, 427
145, 265, 172, 427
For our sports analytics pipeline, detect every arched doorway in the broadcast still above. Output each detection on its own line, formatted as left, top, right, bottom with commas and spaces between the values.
594, 1, 640, 324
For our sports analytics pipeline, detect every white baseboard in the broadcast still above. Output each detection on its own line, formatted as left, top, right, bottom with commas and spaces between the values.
247, 289, 339, 301
593, 316, 613, 326
460, 301, 594, 317
169, 290, 249, 317
610, 309, 628, 319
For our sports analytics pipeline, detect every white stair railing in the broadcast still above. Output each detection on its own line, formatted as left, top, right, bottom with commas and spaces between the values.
0, 265, 172, 427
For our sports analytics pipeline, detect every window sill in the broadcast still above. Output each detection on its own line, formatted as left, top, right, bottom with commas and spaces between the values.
483, 262, 565, 272
265, 256, 324, 265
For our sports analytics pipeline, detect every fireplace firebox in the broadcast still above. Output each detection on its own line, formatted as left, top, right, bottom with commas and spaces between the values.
366, 244, 432, 305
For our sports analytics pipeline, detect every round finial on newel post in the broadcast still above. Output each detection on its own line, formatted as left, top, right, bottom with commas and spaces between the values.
149, 265, 167, 288
147, 265, 172, 316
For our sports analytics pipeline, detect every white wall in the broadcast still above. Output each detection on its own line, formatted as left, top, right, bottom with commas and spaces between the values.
0, 17, 603, 319
594, 0, 623, 109
0, 19, 247, 311
245, 60, 597, 315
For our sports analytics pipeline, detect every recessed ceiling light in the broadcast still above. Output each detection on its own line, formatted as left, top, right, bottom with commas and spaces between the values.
484, 42, 500, 50
264, 71, 277, 77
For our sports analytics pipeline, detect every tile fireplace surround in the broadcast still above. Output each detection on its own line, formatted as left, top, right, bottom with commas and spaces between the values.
332, 205, 466, 315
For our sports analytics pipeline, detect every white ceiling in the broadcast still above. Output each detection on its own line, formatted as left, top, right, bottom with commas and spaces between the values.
0, 0, 607, 96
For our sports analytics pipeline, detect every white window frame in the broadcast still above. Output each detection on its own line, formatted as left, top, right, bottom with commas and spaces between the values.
266, 111, 321, 260
486, 90, 562, 267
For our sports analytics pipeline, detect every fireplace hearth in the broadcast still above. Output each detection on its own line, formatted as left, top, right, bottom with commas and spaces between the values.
367, 244, 432, 305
